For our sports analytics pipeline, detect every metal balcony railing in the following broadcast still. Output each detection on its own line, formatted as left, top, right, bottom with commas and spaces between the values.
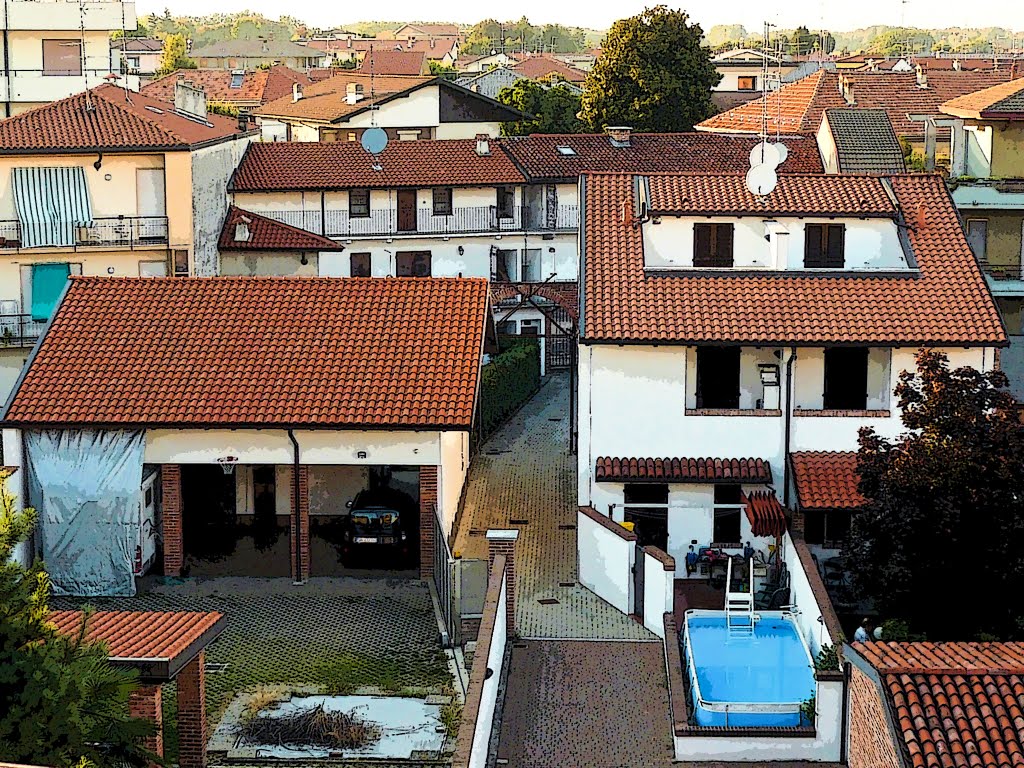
0, 216, 169, 251
0, 313, 45, 348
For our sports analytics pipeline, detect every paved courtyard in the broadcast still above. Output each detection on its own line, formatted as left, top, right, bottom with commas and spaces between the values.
453, 373, 654, 640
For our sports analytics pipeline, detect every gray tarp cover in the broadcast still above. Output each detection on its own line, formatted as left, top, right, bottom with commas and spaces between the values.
25, 429, 145, 597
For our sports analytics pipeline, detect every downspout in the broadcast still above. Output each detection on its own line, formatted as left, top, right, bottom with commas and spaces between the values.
3, 0, 10, 118
840, 661, 851, 763
782, 347, 797, 508
287, 429, 303, 585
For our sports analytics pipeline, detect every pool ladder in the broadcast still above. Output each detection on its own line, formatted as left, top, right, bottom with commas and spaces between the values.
725, 557, 755, 636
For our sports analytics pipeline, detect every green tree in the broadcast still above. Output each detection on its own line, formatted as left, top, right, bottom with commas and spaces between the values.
156, 33, 196, 76
463, 19, 503, 55
868, 27, 935, 56
498, 79, 583, 135
0, 480, 156, 767
580, 6, 720, 133
844, 350, 1024, 640
111, 18, 151, 40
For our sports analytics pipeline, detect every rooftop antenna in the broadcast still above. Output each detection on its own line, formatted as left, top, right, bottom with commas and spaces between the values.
360, 41, 388, 168
746, 20, 784, 198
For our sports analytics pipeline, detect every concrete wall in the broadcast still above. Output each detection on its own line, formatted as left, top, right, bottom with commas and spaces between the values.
962, 209, 1024, 274
439, 430, 470, 538
577, 506, 634, 614
219, 250, 319, 276
190, 137, 255, 276
991, 123, 1024, 179
642, 549, 674, 637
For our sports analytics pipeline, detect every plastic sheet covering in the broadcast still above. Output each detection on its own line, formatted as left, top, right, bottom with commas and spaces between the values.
25, 429, 145, 597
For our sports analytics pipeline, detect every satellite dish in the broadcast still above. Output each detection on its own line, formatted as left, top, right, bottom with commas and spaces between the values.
361, 127, 388, 156
749, 141, 782, 170
746, 165, 778, 197
772, 141, 789, 164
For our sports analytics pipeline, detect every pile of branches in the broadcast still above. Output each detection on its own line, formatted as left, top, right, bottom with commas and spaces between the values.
241, 703, 381, 750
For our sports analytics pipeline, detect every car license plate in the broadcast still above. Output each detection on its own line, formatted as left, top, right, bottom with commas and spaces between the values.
354, 536, 378, 544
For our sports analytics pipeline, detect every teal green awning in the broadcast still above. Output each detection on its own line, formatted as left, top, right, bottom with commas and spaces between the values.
31, 263, 71, 321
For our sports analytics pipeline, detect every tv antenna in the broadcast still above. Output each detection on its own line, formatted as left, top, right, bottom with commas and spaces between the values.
746, 20, 785, 197
360, 41, 388, 167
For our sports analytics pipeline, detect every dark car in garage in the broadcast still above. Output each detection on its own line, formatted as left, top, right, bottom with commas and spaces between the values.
340, 487, 417, 566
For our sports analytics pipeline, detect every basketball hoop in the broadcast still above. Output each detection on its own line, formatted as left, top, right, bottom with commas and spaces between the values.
216, 456, 238, 475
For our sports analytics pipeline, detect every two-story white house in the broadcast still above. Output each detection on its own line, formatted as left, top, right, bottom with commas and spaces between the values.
576, 170, 1006, 572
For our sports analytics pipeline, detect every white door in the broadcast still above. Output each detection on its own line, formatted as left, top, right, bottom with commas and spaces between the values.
136, 169, 166, 217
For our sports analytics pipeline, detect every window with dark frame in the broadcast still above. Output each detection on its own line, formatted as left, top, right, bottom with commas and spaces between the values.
803, 510, 851, 547
624, 483, 669, 550
823, 347, 869, 410
804, 223, 846, 268
737, 75, 757, 91
349, 189, 370, 218
695, 347, 741, 409
496, 186, 515, 219
713, 484, 742, 544
432, 188, 453, 216
396, 251, 431, 277
350, 252, 371, 277
693, 223, 735, 267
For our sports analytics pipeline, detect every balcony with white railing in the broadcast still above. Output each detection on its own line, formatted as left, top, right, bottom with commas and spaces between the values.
0, 312, 45, 348
1, 0, 136, 31
0, 216, 168, 251
7, 70, 140, 102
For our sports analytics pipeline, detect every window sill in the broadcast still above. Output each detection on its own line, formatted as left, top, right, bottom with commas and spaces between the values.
793, 409, 890, 418
685, 408, 782, 417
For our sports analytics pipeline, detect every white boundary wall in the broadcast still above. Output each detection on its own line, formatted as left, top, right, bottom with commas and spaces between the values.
577, 507, 634, 615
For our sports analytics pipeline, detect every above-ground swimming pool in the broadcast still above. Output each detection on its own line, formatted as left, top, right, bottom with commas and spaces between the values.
682, 611, 816, 727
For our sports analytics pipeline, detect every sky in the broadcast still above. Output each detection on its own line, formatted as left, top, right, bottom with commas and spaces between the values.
137, 0, 1024, 34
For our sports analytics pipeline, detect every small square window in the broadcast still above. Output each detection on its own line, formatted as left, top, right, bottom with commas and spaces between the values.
804, 223, 845, 269
432, 188, 453, 216
693, 223, 734, 268
556, 145, 577, 156
172, 249, 189, 277
349, 189, 370, 218
737, 75, 757, 91
350, 252, 371, 277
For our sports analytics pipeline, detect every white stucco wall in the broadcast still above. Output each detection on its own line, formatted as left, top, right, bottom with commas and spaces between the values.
438, 430, 470, 537
965, 125, 993, 178
642, 549, 674, 637
577, 507, 634, 614
470, 574, 507, 768
192, 137, 255, 276
0, 348, 30, 409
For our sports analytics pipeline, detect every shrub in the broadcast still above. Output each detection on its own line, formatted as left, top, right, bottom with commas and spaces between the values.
814, 643, 840, 672
480, 339, 540, 436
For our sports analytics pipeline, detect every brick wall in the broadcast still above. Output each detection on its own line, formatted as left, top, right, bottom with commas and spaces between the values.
128, 683, 163, 758
161, 465, 183, 576
419, 465, 438, 580
177, 651, 207, 768
289, 466, 310, 583
848, 664, 901, 768
487, 535, 516, 633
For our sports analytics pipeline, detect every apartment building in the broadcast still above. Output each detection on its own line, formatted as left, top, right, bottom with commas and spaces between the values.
0, 80, 256, 399
0, 0, 139, 116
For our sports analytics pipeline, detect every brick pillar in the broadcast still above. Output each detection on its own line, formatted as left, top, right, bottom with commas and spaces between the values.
128, 683, 163, 758
177, 651, 207, 768
486, 529, 519, 633
419, 465, 438, 580
161, 465, 183, 576
289, 466, 310, 583
791, 506, 806, 538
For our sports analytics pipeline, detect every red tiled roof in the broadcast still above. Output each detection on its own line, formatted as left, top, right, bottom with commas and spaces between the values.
0, 84, 254, 153
402, 38, 459, 57
697, 69, 1021, 138
742, 491, 787, 538
581, 172, 1006, 345
141, 66, 312, 106
646, 174, 897, 217
360, 49, 428, 75
219, 206, 345, 251
3, 277, 488, 428
790, 451, 866, 510
50, 610, 224, 661
512, 55, 587, 83
501, 133, 824, 181
942, 77, 1024, 118
230, 139, 525, 191
853, 642, 1024, 768
254, 72, 433, 122
594, 457, 772, 483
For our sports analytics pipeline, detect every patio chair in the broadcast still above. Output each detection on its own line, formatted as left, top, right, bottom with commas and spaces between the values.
754, 566, 790, 610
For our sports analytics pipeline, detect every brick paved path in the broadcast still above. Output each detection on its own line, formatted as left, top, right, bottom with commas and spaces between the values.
453, 373, 654, 640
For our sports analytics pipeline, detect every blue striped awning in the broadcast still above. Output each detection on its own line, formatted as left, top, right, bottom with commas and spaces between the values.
12, 167, 94, 248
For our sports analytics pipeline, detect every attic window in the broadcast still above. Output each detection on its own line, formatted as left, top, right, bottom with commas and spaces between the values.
230, 72, 244, 89
556, 146, 576, 156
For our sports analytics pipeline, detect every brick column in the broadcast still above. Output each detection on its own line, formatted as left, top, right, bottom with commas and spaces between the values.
161, 465, 183, 576
419, 465, 438, 580
128, 683, 163, 758
486, 529, 519, 633
177, 651, 207, 768
289, 466, 310, 583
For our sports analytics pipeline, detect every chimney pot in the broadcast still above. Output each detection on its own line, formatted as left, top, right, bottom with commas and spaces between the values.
606, 126, 632, 147
475, 134, 491, 155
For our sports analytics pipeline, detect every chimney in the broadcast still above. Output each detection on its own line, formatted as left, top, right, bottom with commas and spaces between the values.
475, 133, 490, 156
952, 59, 961, 71
916, 63, 928, 89
346, 38, 352, 49
261, 38, 269, 54
840, 75, 855, 106
345, 82, 364, 105
430, 39, 436, 49
237, 111, 250, 131
234, 215, 252, 243
606, 126, 632, 147
174, 79, 208, 120
292, 82, 303, 102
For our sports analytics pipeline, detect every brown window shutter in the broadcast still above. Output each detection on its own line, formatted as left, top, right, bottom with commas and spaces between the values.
693, 224, 712, 266
826, 224, 845, 268
804, 224, 824, 268
715, 224, 734, 267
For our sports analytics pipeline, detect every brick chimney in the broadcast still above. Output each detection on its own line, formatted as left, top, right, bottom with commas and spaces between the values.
475, 133, 490, 156
606, 126, 632, 147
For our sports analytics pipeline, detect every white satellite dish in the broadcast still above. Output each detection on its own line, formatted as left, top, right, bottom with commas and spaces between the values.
749, 141, 781, 170
772, 141, 789, 164
746, 164, 778, 197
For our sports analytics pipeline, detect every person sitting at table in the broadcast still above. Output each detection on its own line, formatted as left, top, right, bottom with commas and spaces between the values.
854, 617, 874, 643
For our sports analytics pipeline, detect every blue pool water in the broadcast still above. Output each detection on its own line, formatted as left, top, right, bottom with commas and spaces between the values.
684, 614, 815, 727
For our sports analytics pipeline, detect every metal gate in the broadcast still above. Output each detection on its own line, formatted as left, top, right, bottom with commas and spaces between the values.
432, 503, 457, 645
545, 306, 573, 370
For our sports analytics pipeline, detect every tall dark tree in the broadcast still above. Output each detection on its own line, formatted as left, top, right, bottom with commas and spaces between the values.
580, 6, 720, 133
844, 350, 1024, 640
498, 79, 583, 135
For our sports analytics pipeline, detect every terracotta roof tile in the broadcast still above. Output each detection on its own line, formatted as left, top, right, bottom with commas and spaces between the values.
511, 55, 587, 83
581, 172, 1006, 345
942, 78, 1024, 118
742, 491, 787, 537
594, 457, 772, 483
49, 610, 223, 661
359, 49, 428, 75
253, 72, 433, 122
3, 277, 488, 428
141, 66, 312, 106
219, 206, 345, 251
0, 84, 254, 153
857, 642, 1024, 675
501, 132, 824, 181
698, 70, 1022, 138
646, 174, 897, 216
230, 138, 525, 190
790, 451, 866, 510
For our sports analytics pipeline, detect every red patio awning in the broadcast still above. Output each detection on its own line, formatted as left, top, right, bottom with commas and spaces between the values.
595, 456, 772, 484
742, 491, 787, 538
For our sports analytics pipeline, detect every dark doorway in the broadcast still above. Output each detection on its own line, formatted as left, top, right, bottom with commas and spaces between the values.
251, 466, 281, 553
824, 348, 869, 410
181, 464, 239, 564
624, 483, 668, 551
712, 484, 742, 546
696, 347, 741, 409
397, 189, 417, 232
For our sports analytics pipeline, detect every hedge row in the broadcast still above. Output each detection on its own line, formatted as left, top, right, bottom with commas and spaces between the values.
480, 339, 541, 436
